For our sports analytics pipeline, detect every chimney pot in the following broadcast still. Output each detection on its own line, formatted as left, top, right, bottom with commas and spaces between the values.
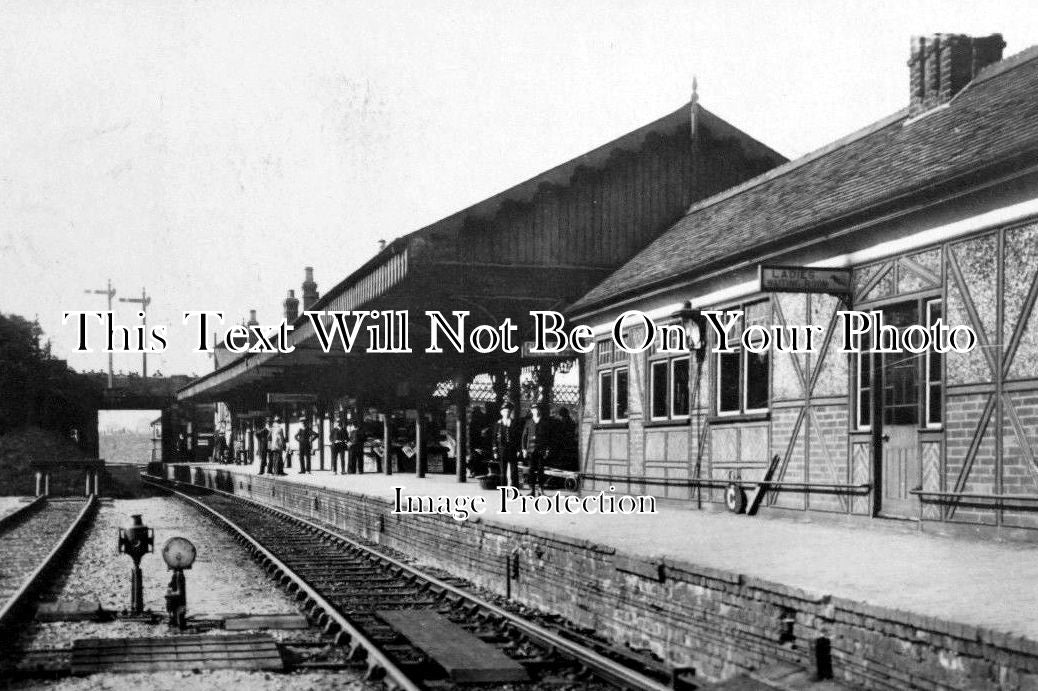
302, 267, 319, 309
283, 289, 300, 323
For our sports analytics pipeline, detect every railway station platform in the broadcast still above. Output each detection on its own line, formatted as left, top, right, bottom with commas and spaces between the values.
168, 462, 1038, 690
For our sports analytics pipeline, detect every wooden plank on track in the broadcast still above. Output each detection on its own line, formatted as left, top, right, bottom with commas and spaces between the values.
70, 633, 283, 674
224, 613, 310, 630
377, 609, 529, 683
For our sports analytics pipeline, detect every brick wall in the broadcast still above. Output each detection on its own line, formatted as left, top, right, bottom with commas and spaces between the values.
177, 464, 1038, 690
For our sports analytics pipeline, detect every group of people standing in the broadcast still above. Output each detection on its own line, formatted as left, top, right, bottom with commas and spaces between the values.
488, 402, 577, 496
254, 416, 318, 475
211, 401, 578, 494
329, 410, 373, 474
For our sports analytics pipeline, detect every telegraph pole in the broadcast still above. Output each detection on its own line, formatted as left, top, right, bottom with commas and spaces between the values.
84, 279, 116, 389
119, 287, 151, 380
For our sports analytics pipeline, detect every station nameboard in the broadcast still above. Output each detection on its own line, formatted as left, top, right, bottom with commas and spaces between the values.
758, 265, 852, 295
266, 393, 318, 404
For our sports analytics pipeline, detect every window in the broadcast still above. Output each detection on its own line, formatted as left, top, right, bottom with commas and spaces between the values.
717, 351, 741, 414
881, 302, 920, 426
598, 370, 613, 420
651, 361, 669, 419
648, 328, 691, 421
597, 338, 629, 423
856, 299, 937, 430
856, 346, 873, 430
672, 358, 691, 416
715, 301, 770, 416
614, 368, 629, 421
926, 299, 943, 427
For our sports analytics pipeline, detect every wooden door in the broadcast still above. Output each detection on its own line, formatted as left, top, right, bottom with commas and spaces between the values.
878, 302, 921, 519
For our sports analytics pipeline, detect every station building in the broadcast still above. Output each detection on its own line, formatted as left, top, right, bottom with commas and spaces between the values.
177, 97, 783, 470
568, 34, 1038, 537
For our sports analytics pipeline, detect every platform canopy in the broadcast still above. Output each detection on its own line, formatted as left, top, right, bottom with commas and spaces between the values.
177, 101, 784, 410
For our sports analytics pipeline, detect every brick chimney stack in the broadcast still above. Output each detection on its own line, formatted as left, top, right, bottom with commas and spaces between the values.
246, 309, 259, 348
283, 289, 299, 323
302, 267, 319, 309
908, 33, 1005, 115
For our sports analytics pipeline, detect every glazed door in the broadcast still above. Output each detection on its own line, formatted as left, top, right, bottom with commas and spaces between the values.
878, 302, 922, 519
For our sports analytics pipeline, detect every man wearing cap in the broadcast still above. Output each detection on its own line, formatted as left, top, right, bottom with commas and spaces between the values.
521, 403, 553, 496
255, 418, 272, 475
294, 417, 315, 474
331, 414, 348, 474
346, 410, 367, 474
493, 401, 521, 488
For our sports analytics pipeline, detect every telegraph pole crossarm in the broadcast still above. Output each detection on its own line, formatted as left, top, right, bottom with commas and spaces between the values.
119, 287, 151, 380
84, 279, 116, 389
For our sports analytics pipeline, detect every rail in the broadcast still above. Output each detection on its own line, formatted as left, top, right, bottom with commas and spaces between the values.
142, 476, 421, 691
144, 473, 673, 691
0, 497, 97, 632
0, 496, 46, 532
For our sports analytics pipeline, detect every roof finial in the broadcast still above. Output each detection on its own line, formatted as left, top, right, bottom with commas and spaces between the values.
690, 75, 700, 139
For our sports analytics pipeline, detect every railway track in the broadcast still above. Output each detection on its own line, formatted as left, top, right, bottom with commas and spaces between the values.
0, 496, 97, 635
144, 475, 679, 691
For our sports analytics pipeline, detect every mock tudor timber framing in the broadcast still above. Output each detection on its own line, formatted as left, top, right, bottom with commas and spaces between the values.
569, 40, 1038, 537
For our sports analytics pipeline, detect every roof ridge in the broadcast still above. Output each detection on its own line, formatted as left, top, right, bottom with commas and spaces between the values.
969, 43, 1038, 87
682, 107, 909, 217
685, 44, 1038, 219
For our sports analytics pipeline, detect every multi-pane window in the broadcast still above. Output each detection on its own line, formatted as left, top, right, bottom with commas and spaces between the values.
648, 327, 690, 421
715, 301, 771, 415
597, 338, 629, 423
856, 345, 873, 430
854, 298, 943, 430
925, 299, 943, 427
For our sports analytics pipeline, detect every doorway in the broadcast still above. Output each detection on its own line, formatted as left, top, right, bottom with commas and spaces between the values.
875, 301, 922, 519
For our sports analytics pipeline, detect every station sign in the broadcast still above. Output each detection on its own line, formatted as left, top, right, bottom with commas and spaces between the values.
266, 393, 318, 404
758, 265, 852, 295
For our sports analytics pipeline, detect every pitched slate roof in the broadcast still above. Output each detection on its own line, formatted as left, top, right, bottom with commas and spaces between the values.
570, 46, 1038, 315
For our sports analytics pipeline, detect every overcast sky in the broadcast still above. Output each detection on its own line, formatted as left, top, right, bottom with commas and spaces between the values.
3, 1, 1037, 377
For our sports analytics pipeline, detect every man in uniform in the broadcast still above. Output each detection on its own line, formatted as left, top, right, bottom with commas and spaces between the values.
554, 407, 579, 471
331, 414, 348, 474
294, 416, 315, 474
521, 403, 553, 496
255, 418, 271, 475
346, 411, 367, 474
493, 400, 521, 488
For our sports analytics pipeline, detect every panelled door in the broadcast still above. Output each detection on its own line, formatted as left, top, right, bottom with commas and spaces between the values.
877, 301, 922, 519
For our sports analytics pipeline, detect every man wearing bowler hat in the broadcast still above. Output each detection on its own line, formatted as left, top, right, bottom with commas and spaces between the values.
493, 400, 522, 488
294, 416, 315, 474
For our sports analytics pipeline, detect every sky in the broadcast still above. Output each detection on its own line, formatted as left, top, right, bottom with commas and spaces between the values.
2, 1, 1037, 377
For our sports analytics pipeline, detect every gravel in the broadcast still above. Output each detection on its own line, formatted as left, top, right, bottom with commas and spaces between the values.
6, 669, 372, 690
13, 497, 376, 690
